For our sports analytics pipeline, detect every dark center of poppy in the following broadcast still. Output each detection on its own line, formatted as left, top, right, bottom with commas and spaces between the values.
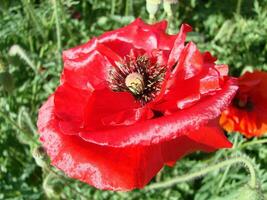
233, 97, 254, 112
108, 55, 166, 104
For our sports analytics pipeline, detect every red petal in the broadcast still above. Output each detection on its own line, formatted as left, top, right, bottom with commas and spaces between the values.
154, 77, 200, 112
155, 43, 208, 111
62, 50, 111, 90
80, 78, 238, 147
38, 96, 163, 190
54, 82, 146, 134
54, 83, 91, 135
38, 96, 231, 191
170, 42, 204, 81
220, 71, 267, 137
101, 106, 154, 126
62, 18, 173, 60
161, 120, 232, 165
157, 44, 225, 112
215, 64, 229, 77
99, 18, 177, 54
203, 51, 217, 64
168, 23, 192, 67
199, 68, 221, 95
83, 88, 144, 130
62, 19, 177, 91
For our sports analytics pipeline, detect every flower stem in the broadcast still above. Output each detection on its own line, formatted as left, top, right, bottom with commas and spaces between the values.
215, 134, 239, 194
46, 166, 90, 199
125, 0, 133, 16
21, 0, 45, 38
9, 45, 37, 74
238, 138, 267, 150
0, 109, 37, 145
236, 0, 243, 15
111, 0, 116, 15
51, 0, 62, 67
145, 156, 257, 190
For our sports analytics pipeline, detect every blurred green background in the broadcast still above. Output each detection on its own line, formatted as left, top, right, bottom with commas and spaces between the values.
1, 0, 267, 199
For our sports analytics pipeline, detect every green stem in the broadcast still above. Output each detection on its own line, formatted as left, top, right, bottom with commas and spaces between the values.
145, 156, 257, 190
236, 0, 243, 15
21, 0, 45, 38
215, 134, 239, 193
52, 0, 62, 67
238, 138, 267, 150
0, 109, 36, 144
46, 167, 90, 199
125, 0, 133, 16
9, 45, 37, 74
111, 0, 116, 15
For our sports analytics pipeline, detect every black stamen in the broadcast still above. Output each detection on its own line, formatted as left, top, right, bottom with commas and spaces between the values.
233, 97, 254, 112
108, 54, 166, 104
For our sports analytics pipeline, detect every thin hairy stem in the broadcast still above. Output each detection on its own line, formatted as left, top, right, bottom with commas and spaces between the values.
125, 0, 133, 16
236, 0, 243, 15
0, 109, 36, 144
9, 45, 37, 73
46, 167, 90, 199
21, 0, 45, 38
238, 138, 267, 150
51, 0, 62, 67
111, 0, 116, 15
215, 134, 239, 194
145, 156, 257, 190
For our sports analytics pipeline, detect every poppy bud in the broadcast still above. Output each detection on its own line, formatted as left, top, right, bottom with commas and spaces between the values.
163, 0, 178, 17
43, 172, 62, 199
163, 0, 178, 3
163, 2, 172, 17
32, 146, 49, 168
146, 0, 160, 21
214, 184, 264, 200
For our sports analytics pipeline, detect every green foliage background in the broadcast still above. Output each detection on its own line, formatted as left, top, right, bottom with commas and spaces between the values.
0, 0, 267, 199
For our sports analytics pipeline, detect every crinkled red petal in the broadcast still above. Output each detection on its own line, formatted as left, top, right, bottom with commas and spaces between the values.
62, 50, 111, 90
38, 96, 232, 191
83, 88, 146, 130
54, 82, 146, 133
54, 83, 91, 135
167, 23, 192, 67
79, 78, 238, 147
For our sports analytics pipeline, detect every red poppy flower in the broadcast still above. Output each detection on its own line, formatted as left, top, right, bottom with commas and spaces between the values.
37, 18, 238, 191
220, 71, 267, 138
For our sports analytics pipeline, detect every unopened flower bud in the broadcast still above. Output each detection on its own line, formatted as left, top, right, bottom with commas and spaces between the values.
163, 0, 177, 17
213, 184, 264, 200
32, 146, 49, 168
146, 0, 161, 21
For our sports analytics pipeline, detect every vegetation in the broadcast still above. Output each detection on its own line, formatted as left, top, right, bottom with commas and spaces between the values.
1, 0, 267, 199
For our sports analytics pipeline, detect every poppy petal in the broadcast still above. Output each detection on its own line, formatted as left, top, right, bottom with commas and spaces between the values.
220, 71, 267, 137
54, 83, 91, 135
38, 96, 231, 191
161, 120, 232, 165
83, 88, 146, 130
62, 50, 111, 90
80, 78, 238, 147
167, 23, 192, 67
